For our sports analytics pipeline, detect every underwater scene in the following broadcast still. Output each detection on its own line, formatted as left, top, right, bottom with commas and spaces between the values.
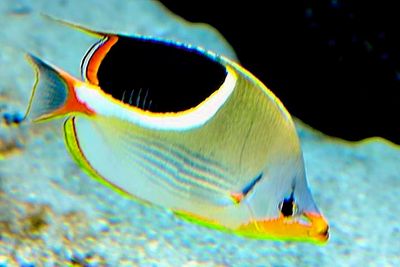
0, 0, 399, 266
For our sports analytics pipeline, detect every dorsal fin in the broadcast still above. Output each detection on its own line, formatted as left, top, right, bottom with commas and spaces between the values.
41, 14, 105, 37
41, 14, 118, 85
43, 15, 228, 113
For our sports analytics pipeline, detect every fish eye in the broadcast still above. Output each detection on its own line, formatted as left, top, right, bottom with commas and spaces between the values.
278, 193, 297, 217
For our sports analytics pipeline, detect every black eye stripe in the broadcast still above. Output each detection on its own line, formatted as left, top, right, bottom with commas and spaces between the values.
241, 173, 263, 196
230, 173, 263, 204
280, 192, 296, 217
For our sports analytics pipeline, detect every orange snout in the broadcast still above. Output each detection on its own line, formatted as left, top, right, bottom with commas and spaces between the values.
236, 211, 329, 244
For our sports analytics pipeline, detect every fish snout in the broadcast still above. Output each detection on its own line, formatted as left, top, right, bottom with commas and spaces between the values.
303, 212, 329, 243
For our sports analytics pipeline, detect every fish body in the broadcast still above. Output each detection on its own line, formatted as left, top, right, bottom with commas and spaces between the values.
25, 21, 328, 243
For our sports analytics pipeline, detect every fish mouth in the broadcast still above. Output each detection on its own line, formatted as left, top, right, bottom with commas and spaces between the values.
302, 212, 329, 242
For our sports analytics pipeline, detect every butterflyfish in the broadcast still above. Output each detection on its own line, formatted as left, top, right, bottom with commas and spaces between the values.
24, 21, 329, 243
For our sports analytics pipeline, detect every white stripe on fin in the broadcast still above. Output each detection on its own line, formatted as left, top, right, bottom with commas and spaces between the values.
74, 66, 237, 130
80, 37, 108, 82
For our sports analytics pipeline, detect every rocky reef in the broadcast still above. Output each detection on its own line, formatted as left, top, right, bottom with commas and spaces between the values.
0, 0, 399, 266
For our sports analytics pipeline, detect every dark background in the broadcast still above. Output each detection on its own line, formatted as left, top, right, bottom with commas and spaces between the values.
159, 0, 399, 144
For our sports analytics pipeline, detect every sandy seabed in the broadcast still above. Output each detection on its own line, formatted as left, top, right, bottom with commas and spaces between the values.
0, 0, 399, 266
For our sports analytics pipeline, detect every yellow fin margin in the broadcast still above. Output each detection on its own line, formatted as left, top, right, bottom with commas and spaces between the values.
63, 117, 150, 206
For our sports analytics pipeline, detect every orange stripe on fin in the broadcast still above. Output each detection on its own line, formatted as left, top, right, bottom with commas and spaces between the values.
40, 15, 119, 86
53, 69, 96, 117
83, 35, 118, 85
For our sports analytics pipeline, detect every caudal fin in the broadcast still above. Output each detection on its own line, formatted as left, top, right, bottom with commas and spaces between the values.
24, 54, 87, 122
